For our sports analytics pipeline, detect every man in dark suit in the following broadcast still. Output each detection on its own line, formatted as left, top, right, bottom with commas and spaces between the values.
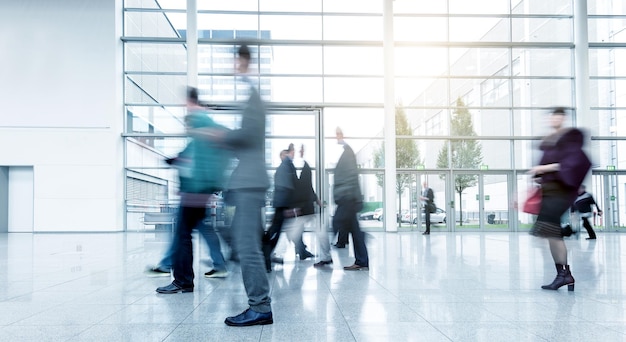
421, 181, 434, 235
217, 44, 273, 327
262, 147, 314, 271
333, 127, 369, 271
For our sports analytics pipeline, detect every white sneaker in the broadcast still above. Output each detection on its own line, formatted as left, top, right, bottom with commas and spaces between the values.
204, 269, 228, 278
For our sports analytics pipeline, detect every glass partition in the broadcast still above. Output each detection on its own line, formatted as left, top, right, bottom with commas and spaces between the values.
121, 1, 626, 232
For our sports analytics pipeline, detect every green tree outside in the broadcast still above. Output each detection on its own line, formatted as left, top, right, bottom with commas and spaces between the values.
436, 98, 483, 226
373, 106, 422, 225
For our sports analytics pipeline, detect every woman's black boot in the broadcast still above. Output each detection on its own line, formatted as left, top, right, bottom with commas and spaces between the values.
542, 264, 575, 291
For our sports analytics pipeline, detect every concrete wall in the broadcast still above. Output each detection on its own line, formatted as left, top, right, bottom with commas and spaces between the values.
0, 0, 124, 231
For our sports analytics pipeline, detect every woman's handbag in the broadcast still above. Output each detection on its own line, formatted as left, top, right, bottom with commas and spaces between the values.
523, 186, 542, 215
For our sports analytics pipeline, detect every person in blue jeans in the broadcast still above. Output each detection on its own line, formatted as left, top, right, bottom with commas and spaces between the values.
146, 147, 228, 278
145, 211, 228, 278
154, 87, 231, 294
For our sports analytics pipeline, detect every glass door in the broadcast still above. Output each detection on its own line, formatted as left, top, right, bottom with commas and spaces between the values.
482, 173, 512, 231
399, 172, 449, 233
452, 171, 513, 231
593, 172, 626, 232
452, 172, 480, 231
266, 108, 322, 232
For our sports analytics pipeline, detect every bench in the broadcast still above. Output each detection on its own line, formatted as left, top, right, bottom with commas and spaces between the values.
141, 212, 176, 230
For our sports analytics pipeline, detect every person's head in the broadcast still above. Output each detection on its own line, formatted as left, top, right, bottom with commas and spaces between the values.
549, 107, 567, 130
187, 86, 199, 107
236, 44, 251, 74
578, 184, 586, 194
279, 149, 288, 161
286, 144, 295, 159
422, 181, 428, 189
336, 127, 344, 144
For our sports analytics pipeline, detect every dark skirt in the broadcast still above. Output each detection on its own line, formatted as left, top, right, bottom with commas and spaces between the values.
529, 181, 575, 239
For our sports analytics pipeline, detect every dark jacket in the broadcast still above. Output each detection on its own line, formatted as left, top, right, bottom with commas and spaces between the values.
538, 128, 591, 202
333, 143, 361, 204
294, 161, 317, 215
571, 191, 601, 214
423, 187, 434, 212
223, 80, 270, 191
273, 157, 297, 208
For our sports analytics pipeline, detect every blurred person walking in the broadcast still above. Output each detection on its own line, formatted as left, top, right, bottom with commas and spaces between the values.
287, 144, 329, 267
528, 108, 591, 291
145, 145, 228, 279
571, 185, 602, 240
155, 87, 230, 294
263, 147, 314, 272
207, 44, 273, 326
333, 127, 369, 271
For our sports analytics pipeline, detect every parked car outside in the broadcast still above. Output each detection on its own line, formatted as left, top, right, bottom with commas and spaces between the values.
372, 208, 383, 220
359, 210, 377, 220
377, 209, 401, 223
401, 208, 446, 224
415, 207, 446, 224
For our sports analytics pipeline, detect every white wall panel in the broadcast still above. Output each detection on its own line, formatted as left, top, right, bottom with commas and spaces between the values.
0, 0, 124, 231
36, 198, 117, 232
36, 165, 117, 199
0, 0, 117, 128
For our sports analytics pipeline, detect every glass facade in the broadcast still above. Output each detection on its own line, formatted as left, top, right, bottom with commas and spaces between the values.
122, 0, 626, 232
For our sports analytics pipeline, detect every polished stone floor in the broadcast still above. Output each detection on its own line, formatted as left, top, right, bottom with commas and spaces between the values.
0, 230, 625, 341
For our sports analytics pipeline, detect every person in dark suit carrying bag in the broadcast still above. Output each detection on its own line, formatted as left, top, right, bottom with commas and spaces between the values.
421, 181, 435, 235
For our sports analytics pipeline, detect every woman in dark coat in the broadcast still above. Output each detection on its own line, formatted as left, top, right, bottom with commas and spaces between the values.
528, 108, 591, 291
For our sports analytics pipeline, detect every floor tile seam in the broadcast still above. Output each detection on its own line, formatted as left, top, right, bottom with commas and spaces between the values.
531, 297, 614, 322
4, 293, 123, 326
323, 275, 355, 340
407, 312, 455, 341
159, 321, 187, 342
480, 302, 549, 323
417, 320, 454, 342
515, 321, 626, 338
492, 323, 551, 342
595, 322, 626, 336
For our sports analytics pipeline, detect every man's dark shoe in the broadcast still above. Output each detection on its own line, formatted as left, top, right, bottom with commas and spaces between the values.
204, 269, 228, 278
225, 308, 273, 327
586, 237, 596, 240
333, 243, 346, 248
314, 259, 333, 267
343, 263, 368, 271
271, 255, 284, 264
561, 224, 574, 237
298, 250, 315, 260
422, 231, 430, 235
156, 282, 193, 294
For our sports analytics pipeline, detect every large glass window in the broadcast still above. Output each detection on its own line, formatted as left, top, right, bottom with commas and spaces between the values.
121, 0, 625, 232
